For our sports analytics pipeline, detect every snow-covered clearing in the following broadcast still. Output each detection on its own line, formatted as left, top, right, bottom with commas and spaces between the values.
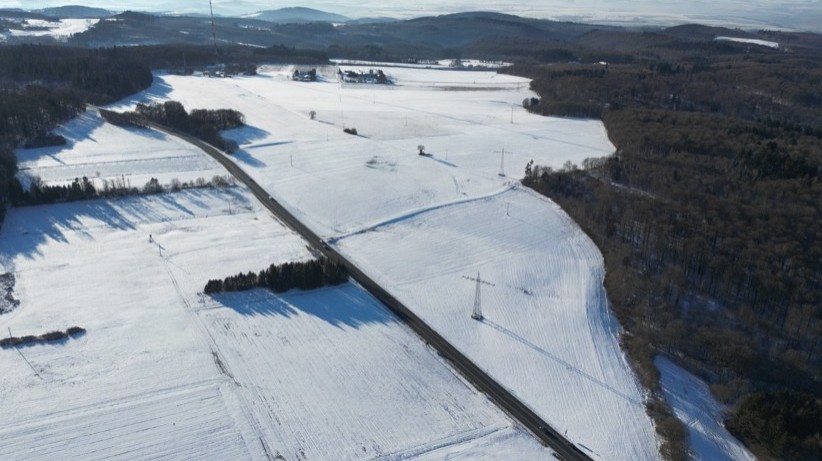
656, 357, 756, 461
198, 286, 550, 460
0, 189, 301, 460
111, 65, 660, 459
16, 111, 225, 189
1, 18, 98, 39
715, 36, 779, 48
112, 66, 613, 238
3, 101, 549, 457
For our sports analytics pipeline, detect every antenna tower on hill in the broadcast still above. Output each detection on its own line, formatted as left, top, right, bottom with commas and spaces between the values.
209, 0, 218, 56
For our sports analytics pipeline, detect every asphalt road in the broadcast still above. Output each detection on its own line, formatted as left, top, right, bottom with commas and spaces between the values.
142, 120, 594, 461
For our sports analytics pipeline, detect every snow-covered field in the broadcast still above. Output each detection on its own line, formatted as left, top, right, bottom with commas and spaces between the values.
108, 65, 660, 459
3, 96, 550, 458
16, 111, 225, 189
656, 357, 756, 461
0, 188, 548, 459
112, 66, 613, 238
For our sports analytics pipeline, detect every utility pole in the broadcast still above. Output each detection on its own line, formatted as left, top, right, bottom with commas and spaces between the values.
495, 147, 508, 177
472, 272, 483, 321
511, 106, 514, 124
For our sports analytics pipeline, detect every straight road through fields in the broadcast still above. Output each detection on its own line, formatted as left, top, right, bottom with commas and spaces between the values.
120, 112, 594, 461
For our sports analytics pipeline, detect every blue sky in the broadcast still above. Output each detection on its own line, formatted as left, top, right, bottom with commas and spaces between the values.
3, 1, 821, 31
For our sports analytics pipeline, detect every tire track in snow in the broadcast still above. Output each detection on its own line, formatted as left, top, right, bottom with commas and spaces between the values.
329, 183, 517, 244
160, 254, 276, 460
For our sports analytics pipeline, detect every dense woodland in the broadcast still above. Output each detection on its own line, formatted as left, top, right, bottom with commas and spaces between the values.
204, 259, 349, 294
510, 28, 821, 461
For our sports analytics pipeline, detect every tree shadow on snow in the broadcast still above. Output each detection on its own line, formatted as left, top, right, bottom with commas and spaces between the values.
223, 125, 271, 146
212, 283, 397, 330
230, 149, 267, 168
0, 189, 244, 267
15, 112, 106, 164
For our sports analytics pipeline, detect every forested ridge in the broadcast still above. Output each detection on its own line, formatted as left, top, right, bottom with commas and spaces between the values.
509, 30, 821, 461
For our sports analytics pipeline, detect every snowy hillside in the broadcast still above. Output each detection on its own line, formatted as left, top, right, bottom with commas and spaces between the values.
0, 18, 98, 40
16, 111, 225, 188
1, 105, 549, 458
109, 65, 661, 459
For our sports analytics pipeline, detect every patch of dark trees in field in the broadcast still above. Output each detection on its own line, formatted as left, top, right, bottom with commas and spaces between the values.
1, 326, 86, 348
0, 272, 20, 314
513, 32, 820, 461
108, 101, 245, 154
204, 259, 348, 295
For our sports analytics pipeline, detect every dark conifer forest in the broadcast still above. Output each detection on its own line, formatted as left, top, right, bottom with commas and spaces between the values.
509, 30, 821, 461
112, 101, 246, 153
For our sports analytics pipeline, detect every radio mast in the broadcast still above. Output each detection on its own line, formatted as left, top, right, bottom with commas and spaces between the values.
208, 0, 218, 56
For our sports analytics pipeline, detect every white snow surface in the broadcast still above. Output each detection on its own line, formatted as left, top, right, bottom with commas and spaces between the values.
0, 189, 549, 460
2, 18, 98, 39
2, 106, 549, 458
656, 357, 756, 461
16, 111, 226, 189
108, 65, 660, 460
715, 36, 779, 48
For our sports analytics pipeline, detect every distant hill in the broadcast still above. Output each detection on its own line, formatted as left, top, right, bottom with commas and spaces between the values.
246, 7, 349, 24
0, 9, 58, 21
61, 9, 820, 60
346, 17, 398, 25
39, 5, 113, 19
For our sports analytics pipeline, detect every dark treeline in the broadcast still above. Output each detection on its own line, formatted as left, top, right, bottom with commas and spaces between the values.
513, 31, 821, 461
0, 45, 153, 104
14, 174, 235, 206
108, 101, 245, 153
0, 326, 86, 348
124, 44, 328, 71
204, 259, 348, 295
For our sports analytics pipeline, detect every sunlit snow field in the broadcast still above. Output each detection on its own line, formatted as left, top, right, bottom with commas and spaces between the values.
1, 62, 755, 460
105, 65, 662, 460
1, 108, 550, 458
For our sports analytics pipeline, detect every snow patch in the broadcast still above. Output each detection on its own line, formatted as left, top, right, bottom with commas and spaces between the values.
656, 356, 756, 461
715, 36, 779, 48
